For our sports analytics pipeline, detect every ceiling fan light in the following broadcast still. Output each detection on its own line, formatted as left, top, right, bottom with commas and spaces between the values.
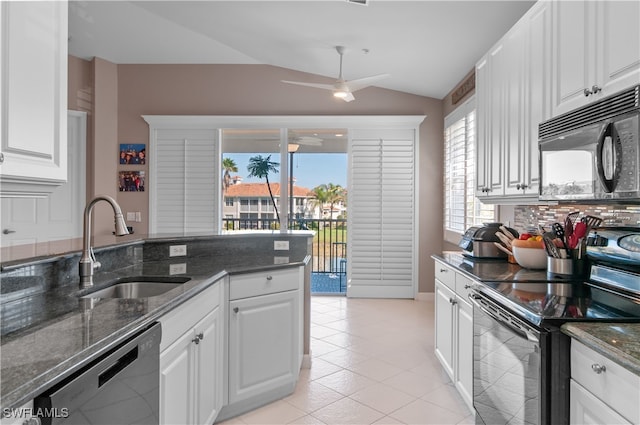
333, 90, 349, 99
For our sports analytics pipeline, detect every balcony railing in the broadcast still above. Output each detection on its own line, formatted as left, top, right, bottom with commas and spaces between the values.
222, 217, 347, 278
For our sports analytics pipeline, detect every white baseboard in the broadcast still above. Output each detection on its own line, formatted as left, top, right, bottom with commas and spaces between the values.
416, 292, 434, 301
301, 354, 311, 369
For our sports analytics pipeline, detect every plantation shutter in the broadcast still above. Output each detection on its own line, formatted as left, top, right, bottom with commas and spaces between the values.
348, 129, 416, 298
152, 129, 219, 233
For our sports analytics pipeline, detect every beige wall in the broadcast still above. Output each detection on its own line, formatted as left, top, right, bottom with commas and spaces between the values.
69, 58, 445, 293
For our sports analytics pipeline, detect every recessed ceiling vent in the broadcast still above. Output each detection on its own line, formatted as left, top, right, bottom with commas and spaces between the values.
346, 0, 368, 5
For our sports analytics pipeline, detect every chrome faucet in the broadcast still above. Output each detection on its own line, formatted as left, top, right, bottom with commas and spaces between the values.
79, 195, 129, 289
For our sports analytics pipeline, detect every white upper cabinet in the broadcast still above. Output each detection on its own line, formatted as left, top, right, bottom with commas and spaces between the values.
0, 1, 68, 197
475, 1, 550, 201
551, 0, 640, 116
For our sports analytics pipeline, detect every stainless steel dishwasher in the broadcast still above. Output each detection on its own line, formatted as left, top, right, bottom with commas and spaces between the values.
34, 322, 161, 425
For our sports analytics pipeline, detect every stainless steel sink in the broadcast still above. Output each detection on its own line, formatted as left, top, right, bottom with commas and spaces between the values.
81, 276, 190, 299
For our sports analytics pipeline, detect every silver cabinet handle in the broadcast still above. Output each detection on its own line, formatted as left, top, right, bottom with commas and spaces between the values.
266, 275, 273, 281
233, 307, 239, 313
584, 85, 601, 97
591, 363, 606, 374
0, 152, 4, 165
449, 298, 457, 305
464, 284, 471, 289
192, 332, 204, 344
516, 183, 528, 190
3, 229, 16, 234
440, 269, 447, 273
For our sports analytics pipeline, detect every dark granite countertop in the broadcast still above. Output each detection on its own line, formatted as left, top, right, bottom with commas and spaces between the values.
562, 323, 640, 375
432, 251, 578, 283
0, 233, 312, 412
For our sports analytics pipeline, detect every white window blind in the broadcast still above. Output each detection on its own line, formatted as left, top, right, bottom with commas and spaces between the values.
349, 130, 416, 299
444, 98, 495, 239
153, 129, 218, 233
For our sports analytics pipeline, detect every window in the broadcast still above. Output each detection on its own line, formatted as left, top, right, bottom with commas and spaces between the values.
225, 198, 234, 207
444, 97, 495, 243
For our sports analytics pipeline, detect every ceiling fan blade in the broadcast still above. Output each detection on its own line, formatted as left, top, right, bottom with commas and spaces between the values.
342, 92, 355, 102
345, 73, 390, 92
281, 80, 335, 91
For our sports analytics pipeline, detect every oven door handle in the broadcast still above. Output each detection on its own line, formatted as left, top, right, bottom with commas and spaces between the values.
469, 294, 540, 343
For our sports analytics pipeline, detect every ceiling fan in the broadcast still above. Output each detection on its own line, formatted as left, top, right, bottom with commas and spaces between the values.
281, 46, 389, 102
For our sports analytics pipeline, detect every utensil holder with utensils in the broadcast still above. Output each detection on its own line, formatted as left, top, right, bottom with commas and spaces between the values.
547, 257, 588, 277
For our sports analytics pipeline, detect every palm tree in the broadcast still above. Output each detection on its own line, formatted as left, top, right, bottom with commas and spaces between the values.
222, 157, 238, 194
324, 183, 345, 220
247, 154, 280, 221
311, 183, 345, 220
309, 185, 329, 218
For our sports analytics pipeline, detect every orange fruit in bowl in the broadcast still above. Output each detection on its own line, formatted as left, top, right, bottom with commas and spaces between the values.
511, 237, 545, 249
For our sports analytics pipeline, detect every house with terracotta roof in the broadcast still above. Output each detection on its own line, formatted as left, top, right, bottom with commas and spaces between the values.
223, 182, 315, 221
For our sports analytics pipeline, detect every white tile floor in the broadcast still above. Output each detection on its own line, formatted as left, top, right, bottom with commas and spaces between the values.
219, 296, 475, 425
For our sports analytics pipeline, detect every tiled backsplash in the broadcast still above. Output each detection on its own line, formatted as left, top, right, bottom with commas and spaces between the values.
514, 204, 640, 232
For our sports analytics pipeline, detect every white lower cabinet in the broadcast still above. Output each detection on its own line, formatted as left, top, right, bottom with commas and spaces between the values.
570, 339, 640, 424
228, 289, 299, 404
433, 260, 473, 412
434, 279, 456, 379
570, 380, 630, 425
218, 266, 303, 421
159, 282, 223, 425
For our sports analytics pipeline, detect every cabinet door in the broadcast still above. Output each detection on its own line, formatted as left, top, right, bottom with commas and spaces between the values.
502, 26, 527, 197
551, 0, 596, 116
487, 43, 506, 196
570, 380, 631, 425
434, 279, 456, 380
597, 1, 640, 96
475, 55, 491, 197
228, 290, 298, 404
455, 298, 473, 412
524, 1, 552, 196
0, 1, 68, 195
160, 331, 196, 425
194, 306, 223, 425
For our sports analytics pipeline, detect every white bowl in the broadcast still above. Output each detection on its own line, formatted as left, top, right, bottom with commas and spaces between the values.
512, 245, 548, 269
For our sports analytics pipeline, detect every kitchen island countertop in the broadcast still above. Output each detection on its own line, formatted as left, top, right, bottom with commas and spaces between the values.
562, 322, 640, 376
0, 232, 312, 413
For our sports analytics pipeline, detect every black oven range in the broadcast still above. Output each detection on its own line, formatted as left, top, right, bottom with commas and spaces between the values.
466, 227, 640, 425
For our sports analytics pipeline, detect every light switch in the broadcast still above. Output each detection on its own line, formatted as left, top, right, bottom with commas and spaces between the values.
126, 212, 136, 221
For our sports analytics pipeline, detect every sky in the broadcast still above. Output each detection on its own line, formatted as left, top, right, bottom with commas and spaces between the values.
225, 153, 347, 190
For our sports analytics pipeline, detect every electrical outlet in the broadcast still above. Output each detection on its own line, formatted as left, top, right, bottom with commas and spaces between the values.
274, 240, 289, 251
126, 212, 136, 221
169, 263, 187, 275
169, 245, 187, 257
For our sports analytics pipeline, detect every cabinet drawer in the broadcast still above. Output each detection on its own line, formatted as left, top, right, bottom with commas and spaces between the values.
455, 273, 473, 302
434, 260, 455, 290
229, 267, 300, 300
159, 281, 222, 352
571, 340, 640, 424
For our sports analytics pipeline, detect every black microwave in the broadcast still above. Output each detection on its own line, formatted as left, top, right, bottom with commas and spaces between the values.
539, 85, 640, 203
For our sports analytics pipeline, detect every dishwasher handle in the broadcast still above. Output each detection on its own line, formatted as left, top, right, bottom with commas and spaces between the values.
469, 293, 540, 343
98, 345, 138, 388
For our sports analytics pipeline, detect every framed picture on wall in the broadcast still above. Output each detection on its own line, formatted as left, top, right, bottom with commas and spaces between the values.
118, 171, 146, 192
119, 143, 146, 165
